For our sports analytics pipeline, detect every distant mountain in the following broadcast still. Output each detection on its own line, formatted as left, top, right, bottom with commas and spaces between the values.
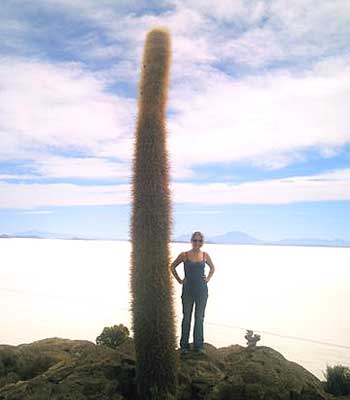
270, 237, 350, 247
208, 231, 262, 245
0, 232, 42, 239
174, 231, 350, 248
1, 230, 129, 241
1, 230, 97, 240
15, 230, 76, 239
172, 233, 192, 242
1, 230, 349, 248
21, 230, 59, 238
174, 231, 261, 245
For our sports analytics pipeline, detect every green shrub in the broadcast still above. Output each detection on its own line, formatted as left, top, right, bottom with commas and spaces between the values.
323, 364, 350, 395
96, 324, 130, 349
0, 347, 54, 384
0, 348, 17, 375
0, 371, 20, 388
15, 350, 54, 380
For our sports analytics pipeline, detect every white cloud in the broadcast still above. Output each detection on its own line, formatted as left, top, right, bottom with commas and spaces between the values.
220, 27, 285, 67
0, 174, 38, 180
1, 54, 349, 181
20, 210, 53, 214
1, 0, 350, 187
6, 0, 349, 69
172, 169, 350, 205
0, 181, 130, 208
174, 210, 222, 214
0, 57, 189, 180
178, 0, 350, 65
173, 0, 248, 21
0, 58, 136, 161
33, 156, 131, 179
168, 57, 350, 170
1, 168, 349, 208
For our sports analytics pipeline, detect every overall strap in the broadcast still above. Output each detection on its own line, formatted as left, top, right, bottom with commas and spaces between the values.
203, 251, 206, 262
185, 251, 188, 261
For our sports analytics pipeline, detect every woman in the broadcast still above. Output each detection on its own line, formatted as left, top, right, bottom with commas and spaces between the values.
170, 231, 215, 354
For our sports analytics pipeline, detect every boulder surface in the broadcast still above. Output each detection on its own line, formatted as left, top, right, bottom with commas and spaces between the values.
0, 338, 348, 400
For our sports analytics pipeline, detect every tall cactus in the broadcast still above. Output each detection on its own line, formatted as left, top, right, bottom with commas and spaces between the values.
130, 27, 178, 399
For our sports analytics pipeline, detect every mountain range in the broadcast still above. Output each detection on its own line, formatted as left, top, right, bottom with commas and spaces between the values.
1, 230, 349, 248
174, 231, 350, 248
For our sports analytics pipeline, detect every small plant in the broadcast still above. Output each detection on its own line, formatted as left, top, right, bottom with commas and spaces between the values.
323, 364, 350, 395
96, 324, 130, 349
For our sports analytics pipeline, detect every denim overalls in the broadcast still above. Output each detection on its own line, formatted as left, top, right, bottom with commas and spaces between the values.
180, 251, 209, 350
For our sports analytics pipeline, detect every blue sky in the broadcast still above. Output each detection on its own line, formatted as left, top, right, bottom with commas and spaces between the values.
1, 0, 349, 241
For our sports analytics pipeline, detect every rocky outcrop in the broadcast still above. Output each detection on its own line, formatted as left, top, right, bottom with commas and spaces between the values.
0, 337, 347, 400
0, 337, 136, 400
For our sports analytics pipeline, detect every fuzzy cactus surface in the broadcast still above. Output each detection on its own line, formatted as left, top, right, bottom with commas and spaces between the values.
130, 27, 178, 400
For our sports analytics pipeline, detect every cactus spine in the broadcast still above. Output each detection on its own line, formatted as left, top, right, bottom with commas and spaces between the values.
130, 27, 178, 399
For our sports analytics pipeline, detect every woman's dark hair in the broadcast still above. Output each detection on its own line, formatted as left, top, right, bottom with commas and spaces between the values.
191, 231, 205, 244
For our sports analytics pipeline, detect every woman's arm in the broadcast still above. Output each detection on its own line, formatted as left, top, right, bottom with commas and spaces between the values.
170, 252, 185, 284
204, 252, 216, 282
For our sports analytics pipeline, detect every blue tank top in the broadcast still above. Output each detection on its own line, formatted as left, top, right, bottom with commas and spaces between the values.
182, 251, 208, 297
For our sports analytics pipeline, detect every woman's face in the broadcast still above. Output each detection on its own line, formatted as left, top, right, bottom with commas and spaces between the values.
191, 234, 203, 250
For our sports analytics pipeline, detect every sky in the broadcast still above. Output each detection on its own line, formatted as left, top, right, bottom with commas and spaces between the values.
0, 0, 349, 241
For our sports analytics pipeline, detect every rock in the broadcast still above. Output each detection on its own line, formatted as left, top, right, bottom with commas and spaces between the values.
0, 338, 343, 399
0, 338, 136, 400
206, 345, 327, 400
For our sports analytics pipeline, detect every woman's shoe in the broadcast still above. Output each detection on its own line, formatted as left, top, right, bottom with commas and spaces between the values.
180, 348, 189, 355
